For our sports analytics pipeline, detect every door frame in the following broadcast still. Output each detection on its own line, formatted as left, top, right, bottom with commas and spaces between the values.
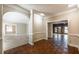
46, 19, 69, 39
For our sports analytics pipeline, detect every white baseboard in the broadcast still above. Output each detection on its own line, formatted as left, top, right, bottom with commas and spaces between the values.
68, 43, 79, 51
4, 42, 28, 51
34, 38, 47, 43
69, 34, 79, 38
28, 42, 34, 45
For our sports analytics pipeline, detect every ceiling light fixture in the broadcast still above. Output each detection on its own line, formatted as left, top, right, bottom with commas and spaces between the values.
40, 13, 45, 16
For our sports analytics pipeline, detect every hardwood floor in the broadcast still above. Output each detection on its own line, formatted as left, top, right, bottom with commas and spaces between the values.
4, 39, 79, 54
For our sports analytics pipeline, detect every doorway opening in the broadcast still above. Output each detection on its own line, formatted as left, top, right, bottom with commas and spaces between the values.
53, 20, 68, 46
48, 20, 68, 53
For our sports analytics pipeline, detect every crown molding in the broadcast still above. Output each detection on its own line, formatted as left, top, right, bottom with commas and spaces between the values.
3, 4, 30, 15
47, 7, 78, 19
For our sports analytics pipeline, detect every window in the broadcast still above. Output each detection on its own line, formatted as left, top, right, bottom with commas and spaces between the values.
58, 26, 61, 33
55, 27, 58, 33
64, 26, 68, 33
5, 24, 16, 34
6, 25, 12, 32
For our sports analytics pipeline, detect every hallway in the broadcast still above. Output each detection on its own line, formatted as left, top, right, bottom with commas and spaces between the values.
53, 34, 68, 47
52, 34, 68, 53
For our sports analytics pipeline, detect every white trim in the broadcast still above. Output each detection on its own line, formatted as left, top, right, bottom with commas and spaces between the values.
28, 33, 33, 35
4, 34, 28, 36
46, 21, 48, 39
3, 42, 28, 51
46, 20, 68, 39
48, 8, 77, 19
69, 34, 79, 51
29, 32, 45, 35
69, 34, 79, 38
32, 32, 47, 42
33, 32, 45, 34
4, 23, 17, 35
68, 43, 79, 51
47, 19, 68, 23
29, 38, 46, 45
3, 5, 29, 15
28, 42, 34, 45
34, 38, 47, 43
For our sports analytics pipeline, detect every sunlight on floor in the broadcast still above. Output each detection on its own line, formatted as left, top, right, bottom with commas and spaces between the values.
53, 34, 68, 48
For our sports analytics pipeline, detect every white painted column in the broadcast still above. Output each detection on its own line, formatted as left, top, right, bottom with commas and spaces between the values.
46, 21, 48, 39
51, 23, 53, 38
28, 9, 34, 45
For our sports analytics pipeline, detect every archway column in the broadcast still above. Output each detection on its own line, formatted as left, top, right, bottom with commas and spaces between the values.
28, 9, 34, 45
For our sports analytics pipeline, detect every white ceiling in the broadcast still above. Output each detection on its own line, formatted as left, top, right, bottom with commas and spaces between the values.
18, 4, 76, 16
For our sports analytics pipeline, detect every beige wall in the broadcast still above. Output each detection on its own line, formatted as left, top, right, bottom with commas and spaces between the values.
17, 23, 27, 35
47, 8, 79, 48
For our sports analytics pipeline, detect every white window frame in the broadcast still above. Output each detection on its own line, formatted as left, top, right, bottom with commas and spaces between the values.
4, 23, 17, 35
